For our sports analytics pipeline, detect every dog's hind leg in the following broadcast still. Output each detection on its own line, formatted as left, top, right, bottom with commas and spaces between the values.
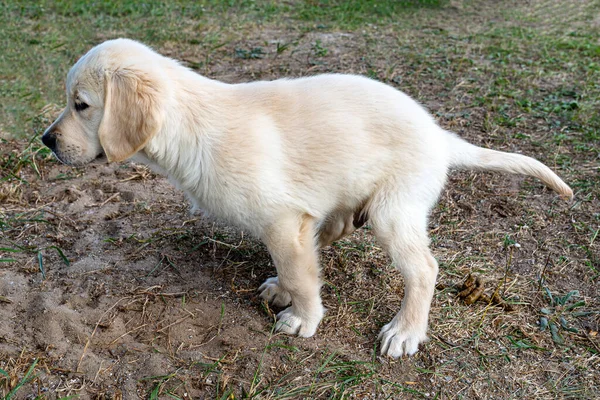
259, 213, 324, 337
369, 188, 441, 358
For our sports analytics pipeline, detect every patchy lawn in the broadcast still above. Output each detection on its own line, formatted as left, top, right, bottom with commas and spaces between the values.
1, 0, 598, 398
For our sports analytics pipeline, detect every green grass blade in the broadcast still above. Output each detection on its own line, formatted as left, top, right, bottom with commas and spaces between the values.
218, 388, 235, 400
0, 247, 20, 252
37, 251, 45, 279
543, 287, 554, 305
47, 245, 70, 266
565, 300, 586, 311
559, 290, 579, 305
149, 382, 161, 400
5, 358, 38, 399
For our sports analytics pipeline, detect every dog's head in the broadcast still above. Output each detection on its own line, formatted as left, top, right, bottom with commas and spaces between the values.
42, 39, 166, 166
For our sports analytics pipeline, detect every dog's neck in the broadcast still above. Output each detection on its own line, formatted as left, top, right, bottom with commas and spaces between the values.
134, 72, 230, 210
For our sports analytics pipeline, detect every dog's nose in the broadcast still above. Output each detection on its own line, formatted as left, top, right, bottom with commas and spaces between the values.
41, 132, 57, 150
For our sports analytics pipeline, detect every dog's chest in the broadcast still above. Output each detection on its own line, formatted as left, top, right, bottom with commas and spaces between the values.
174, 170, 270, 237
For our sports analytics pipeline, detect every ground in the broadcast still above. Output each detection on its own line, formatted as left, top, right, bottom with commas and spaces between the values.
1, 0, 599, 399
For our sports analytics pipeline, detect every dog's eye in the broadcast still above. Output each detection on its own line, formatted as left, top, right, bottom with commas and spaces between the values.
75, 102, 89, 112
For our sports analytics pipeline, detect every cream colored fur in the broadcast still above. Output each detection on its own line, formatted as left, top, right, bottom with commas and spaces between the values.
43, 39, 573, 358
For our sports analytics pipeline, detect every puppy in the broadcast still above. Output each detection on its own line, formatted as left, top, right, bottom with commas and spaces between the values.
42, 39, 572, 358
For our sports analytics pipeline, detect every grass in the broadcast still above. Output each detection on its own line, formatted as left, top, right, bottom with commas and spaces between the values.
0, 0, 446, 139
140, 344, 424, 399
1, 0, 599, 398
0, 355, 41, 400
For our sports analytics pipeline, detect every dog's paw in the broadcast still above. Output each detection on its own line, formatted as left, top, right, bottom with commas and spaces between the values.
378, 321, 428, 358
275, 305, 324, 338
258, 277, 292, 307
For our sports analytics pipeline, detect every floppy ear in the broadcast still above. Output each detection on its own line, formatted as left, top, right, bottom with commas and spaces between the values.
99, 68, 164, 162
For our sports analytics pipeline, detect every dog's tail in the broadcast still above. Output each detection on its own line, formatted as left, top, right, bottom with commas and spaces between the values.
446, 132, 573, 200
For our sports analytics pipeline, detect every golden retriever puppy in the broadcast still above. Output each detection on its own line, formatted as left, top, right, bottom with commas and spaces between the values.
42, 39, 572, 358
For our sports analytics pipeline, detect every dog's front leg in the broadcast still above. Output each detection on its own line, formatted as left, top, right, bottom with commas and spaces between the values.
259, 214, 324, 337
